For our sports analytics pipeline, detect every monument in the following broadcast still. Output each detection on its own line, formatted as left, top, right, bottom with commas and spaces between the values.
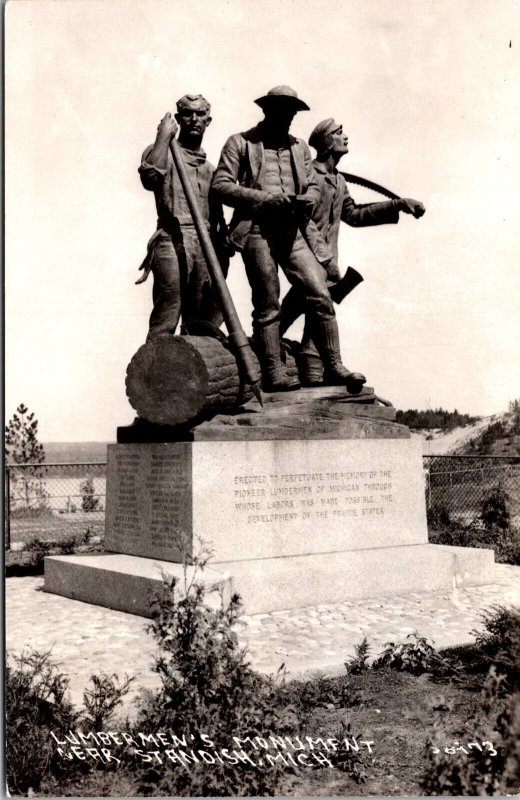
45, 87, 493, 617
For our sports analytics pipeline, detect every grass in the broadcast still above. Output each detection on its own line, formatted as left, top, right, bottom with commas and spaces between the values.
6, 584, 519, 796
8, 513, 104, 544
10, 654, 509, 797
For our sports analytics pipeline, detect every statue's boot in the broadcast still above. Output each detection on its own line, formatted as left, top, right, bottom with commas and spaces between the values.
256, 323, 300, 392
315, 318, 366, 392
299, 353, 324, 386
298, 318, 324, 387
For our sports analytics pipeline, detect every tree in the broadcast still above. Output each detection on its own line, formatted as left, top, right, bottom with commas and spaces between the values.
79, 476, 101, 513
5, 404, 46, 465
5, 404, 48, 512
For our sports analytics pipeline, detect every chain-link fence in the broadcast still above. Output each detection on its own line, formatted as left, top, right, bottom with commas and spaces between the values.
5, 462, 106, 549
4, 456, 520, 550
423, 455, 520, 528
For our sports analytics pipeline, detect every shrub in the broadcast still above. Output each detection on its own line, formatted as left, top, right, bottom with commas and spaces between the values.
328, 719, 370, 783
421, 668, 519, 795
481, 485, 511, 530
427, 503, 453, 530
345, 637, 371, 675
280, 673, 362, 724
24, 536, 54, 568
132, 553, 296, 796
372, 633, 453, 676
82, 672, 134, 731
472, 606, 520, 691
5, 650, 79, 795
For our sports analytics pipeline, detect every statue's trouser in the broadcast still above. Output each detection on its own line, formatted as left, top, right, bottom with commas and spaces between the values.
146, 227, 224, 341
241, 221, 349, 386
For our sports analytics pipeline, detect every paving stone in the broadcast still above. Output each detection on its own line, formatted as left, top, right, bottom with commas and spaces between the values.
5, 565, 519, 708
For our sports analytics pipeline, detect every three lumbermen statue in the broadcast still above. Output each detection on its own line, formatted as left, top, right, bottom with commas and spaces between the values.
138, 85, 425, 391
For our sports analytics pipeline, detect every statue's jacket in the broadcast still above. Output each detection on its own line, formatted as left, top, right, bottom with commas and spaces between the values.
312, 160, 400, 264
211, 123, 331, 263
137, 145, 228, 282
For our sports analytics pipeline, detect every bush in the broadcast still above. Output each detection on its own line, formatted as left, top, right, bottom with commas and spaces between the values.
345, 637, 371, 675
5, 650, 80, 795
82, 672, 134, 732
421, 668, 520, 795
372, 633, 453, 676
132, 553, 296, 796
473, 606, 520, 691
6, 650, 138, 796
481, 485, 511, 530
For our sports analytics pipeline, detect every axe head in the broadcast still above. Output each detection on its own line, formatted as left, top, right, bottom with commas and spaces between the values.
328, 266, 364, 305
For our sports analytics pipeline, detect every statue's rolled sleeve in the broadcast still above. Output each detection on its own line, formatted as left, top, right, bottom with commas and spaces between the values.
212, 135, 270, 212
138, 146, 168, 191
341, 184, 399, 227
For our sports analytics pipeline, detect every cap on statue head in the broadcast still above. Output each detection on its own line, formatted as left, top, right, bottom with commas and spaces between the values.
254, 85, 310, 111
309, 118, 342, 153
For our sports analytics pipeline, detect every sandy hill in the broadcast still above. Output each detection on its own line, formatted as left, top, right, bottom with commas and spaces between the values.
412, 409, 519, 457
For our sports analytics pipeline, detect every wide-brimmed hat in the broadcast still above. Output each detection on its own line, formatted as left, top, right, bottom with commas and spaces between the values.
254, 85, 310, 111
309, 118, 342, 150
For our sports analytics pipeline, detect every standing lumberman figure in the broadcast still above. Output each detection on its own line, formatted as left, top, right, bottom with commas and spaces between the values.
281, 118, 426, 385
211, 85, 355, 392
137, 94, 228, 340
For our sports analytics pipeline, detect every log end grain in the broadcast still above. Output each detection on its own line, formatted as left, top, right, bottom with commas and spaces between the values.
126, 335, 209, 426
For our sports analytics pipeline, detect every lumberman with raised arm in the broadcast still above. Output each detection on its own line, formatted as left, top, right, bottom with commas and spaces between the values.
211, 85, 356, 392
137, 94, 228, 340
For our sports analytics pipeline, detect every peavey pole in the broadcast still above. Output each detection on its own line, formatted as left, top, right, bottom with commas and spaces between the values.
169, 138, 263, 407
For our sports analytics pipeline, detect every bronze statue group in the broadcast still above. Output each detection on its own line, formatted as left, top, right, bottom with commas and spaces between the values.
137, 86, 425, 394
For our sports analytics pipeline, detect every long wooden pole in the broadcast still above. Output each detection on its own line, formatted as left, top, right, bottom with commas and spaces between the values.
170, 139, 263, 406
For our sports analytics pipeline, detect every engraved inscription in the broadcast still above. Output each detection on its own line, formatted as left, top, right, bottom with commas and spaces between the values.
233, 469, 395, 525
107, 445, 192, 561
111, 450, 141, 545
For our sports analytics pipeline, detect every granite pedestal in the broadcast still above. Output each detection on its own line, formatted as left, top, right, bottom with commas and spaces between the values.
45, 390, 494, 615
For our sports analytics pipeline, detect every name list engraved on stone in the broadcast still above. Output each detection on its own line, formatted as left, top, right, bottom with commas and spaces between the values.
112, 451, 141, 545
147, 450, 190, 551
233, 468, 395, 524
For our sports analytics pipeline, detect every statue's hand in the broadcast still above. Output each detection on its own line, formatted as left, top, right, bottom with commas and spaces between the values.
157, 112, 179, 141
293, 195, 315, 219
325, 260, 341, 282
262, 192, 295, 209
399, 198, 425, 218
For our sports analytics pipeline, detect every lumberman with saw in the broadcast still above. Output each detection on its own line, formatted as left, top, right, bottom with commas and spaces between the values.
211, 86, 356, 392
280, 117, 425, 386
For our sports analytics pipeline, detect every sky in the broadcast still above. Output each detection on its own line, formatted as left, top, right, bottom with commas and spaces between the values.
5, 0, 520, 441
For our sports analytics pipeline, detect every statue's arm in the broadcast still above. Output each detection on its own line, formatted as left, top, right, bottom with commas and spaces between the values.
139, 145, 166, 190
341, 181, 400, 227
301, 142, 321, 208
211, 135, 270, 211
138, 113, 178, 191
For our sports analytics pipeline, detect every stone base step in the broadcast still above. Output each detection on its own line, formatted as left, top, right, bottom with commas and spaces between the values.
44, 553, 232, 617
216, 543, 494, 613
44, 543, 494, 617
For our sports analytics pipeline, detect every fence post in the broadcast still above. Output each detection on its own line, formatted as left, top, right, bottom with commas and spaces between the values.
5, 467, 11, 551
